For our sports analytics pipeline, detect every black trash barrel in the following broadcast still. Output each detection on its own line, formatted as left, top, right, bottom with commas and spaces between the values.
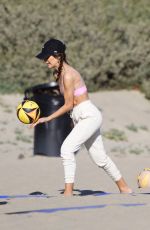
24, 82, 73, 157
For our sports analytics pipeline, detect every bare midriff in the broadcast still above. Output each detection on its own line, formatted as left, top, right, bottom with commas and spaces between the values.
73, 92, 89, 106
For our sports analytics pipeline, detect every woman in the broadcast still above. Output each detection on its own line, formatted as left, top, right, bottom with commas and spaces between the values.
32, 38, 132, 196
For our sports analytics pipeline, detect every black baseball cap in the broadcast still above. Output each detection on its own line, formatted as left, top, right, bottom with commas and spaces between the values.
36, 38, 66, 60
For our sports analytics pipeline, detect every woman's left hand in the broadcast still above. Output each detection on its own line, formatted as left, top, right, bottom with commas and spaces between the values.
30, 117, 49, 128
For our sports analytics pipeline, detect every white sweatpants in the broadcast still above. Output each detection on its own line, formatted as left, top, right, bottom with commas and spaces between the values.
60, 100, 121, 183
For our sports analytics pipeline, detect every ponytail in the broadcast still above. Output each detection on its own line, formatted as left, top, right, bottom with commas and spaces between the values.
53, 53, 68, 81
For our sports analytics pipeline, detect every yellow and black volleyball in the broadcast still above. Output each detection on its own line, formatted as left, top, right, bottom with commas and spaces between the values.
16, 100, 40, 124
137, 168, 150, 188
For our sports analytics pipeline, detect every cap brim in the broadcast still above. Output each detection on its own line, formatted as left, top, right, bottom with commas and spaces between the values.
36, 52, 48, 60
36, 48, 54, 60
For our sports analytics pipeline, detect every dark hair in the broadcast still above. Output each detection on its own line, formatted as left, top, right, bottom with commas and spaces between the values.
53, 52, 68, 81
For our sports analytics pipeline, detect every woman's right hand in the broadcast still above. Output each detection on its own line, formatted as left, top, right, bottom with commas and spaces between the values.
30, 117, 48, 128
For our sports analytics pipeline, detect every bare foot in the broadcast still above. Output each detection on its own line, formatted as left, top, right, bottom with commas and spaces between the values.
63, 183, 74, 196
63, 191, 73, 196
116, 177, 133, 194
120, 187, 133, 194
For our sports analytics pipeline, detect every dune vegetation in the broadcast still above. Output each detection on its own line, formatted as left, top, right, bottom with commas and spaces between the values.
0, 0, 150, 98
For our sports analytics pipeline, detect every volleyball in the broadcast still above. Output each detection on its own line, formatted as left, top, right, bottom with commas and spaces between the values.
137, 168, 150, 188
17, 100, 40, 124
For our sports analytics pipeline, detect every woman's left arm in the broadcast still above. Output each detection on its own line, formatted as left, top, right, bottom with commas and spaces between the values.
31, 74, 74, 127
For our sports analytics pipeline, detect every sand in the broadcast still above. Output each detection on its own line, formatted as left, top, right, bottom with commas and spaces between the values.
0, 89, 150, 230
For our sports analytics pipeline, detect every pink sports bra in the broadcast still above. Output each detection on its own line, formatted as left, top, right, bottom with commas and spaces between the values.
74, 85, 87, 96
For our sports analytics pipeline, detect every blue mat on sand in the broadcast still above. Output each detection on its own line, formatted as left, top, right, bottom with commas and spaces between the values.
0, 191, 150, 199
0, 192, 51, 199
6, 203, 147, 215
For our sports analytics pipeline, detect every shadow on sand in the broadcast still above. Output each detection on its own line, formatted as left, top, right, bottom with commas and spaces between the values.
59, 189, 110, 196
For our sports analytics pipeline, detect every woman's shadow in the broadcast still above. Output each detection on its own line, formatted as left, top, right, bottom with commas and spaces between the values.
74, 189, 109, 196
60, 189, 109, 196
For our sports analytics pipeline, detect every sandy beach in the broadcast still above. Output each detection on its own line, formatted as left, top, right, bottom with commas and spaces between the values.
0, 90, 150, 230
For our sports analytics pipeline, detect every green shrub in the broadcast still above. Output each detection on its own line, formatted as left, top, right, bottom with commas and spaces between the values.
0, 0, 150, 95
141, 80, 150, 100
103, 128, 127, 141
126, 123, 138, 132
